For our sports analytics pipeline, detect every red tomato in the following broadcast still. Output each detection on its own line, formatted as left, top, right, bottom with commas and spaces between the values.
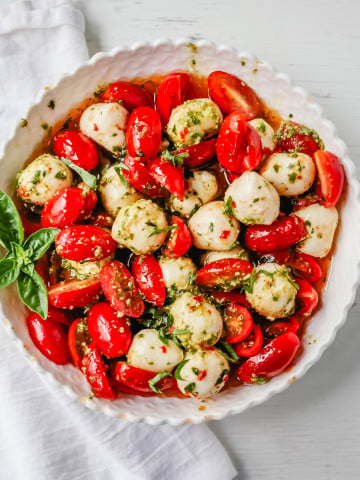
262, 316, 299, 338
314, 150, 344, 207
123, 155, 166, 197
77, 183, 97, 221
224, 303, 253, 344
48, 278, 102, 309
21, 213, 42, 237
102, 81, 153, 110
196, 258, 253, 290
156, 72, 191, 124
35, 254, 50, 286
41, 188, 85, 228
209, 291, 251, 308
100, 260, 145, 317
245, 216, 307, 253
89, 210, 113, 228
174, 138, 217, 168
132, 255, 165, 307
290, 252, 323, 284
208, 71, 260, 119
258, 249, 294, 265
114, 362, 174, 393
82, 342, 117, 400
234, 323, 263, 357
27, 312, 70, 365
126, 107, 162, 160
295, 278, 318, 316
216, 113, 262, 173
147, 157, 185, 199
68, 318, 93, 369
55, 225, 116, 262
292, 194, 319, 211
162, 216, 192, 258
276, 121, 322, 156
47, 305, 72, 326
87, 302, 132, 357
237, 332, 300, 384
53, 130, 99, 171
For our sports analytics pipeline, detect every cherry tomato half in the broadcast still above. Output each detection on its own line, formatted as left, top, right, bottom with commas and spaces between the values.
276, 121, 323, 156
314, 150, 344, 208
208, 71, 260, 119
126, 107, 162, 161
123, 155, 166, 197
100, 260, 145, 317
48, 278, 102, 309
147, 157, 185, 199
55, 225, 116, 262
290, 252, 323, 284
209, 291, 251, 308
114, 362, 175, 394
156, 72, 191, 124
245, 216, 307, 253
234, 323, 263, 357
27, 312, 71, 365
262, 316, 299, 339
258, 248, 294, 265
102, 81, 153, 110
216, 113, 262, 173
173, 138, 217, 168
68, 317, 93, 369
162, 216, 192, 258
132, 255, 165, 307
77, 183, 97, 221
87, 302, 132, 358
295, 278, 318, 317
224, 303, 253, 344
53, 130, 99, 171
41, 187, 85, 228
196, 258, 253, 290
89, 210, 113, 228
47, 305, 72, 326
82, 342, 117, 400
237, 332, 300, 384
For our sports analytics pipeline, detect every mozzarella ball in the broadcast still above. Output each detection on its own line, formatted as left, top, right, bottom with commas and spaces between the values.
80, 102, 128, 155
100, 164, 143, 217
176, 348, 229, 399
127, 329, 183, 373
169, 292, 223, 348
169, 170, 218, 217
63, 256, 113, 279
294, 204, 339, 257
188, 201, 240, 251
167, 98, 223, 147
248, 118, 276, 156
224, 171, 280, 225
158, 256, 196, 296
260, 152, 316, 196
201, 245, 249, 265
112, 199, 168, 254
246, 263, 297, 320
16, 154, 72, 205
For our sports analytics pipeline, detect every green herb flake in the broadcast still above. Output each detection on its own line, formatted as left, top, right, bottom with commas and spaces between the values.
47, 100, 55, 110
148, 225, 179, 238
174, 359, 189, 381
224, 196, 235, 216
161, 149, 189, 168
288, 172, 297, 183
148, 371, 172, 393
20, 118, 28, 128
184, 382, 196, 394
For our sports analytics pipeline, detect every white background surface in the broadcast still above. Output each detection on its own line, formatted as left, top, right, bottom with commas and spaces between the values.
2, 0, 360, 478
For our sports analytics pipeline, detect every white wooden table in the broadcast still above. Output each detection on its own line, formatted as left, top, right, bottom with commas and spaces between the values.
6, 0, 360, 478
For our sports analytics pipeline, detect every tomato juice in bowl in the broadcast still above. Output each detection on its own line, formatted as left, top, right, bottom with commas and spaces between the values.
0, 41, 358, 424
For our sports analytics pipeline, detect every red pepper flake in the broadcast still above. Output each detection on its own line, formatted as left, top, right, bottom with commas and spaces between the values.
168, 326, 174, 334
193, 295, 204, 302
180, 127, 188, 140
93, 124, 99, 131
232, 200, 237, 208
161, 345, 167, 353
197, 370, 207, 381
219, 230, 230, 239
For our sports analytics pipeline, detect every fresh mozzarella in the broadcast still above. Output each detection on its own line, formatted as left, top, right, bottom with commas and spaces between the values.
158, 256, 196, 295
294, 203, 339, 257
201, 244, 249, 265
63, 256, 113, 279
79, 102, 128, 155
167, 98, 223, 147
100, 164, 143, 217
169, 170, 218, 217
260, 152, 316, 196
176, 348, 229, 398
224, 171, 280, 225
16, 154, 72, 205
248, 118, 276, 156
188, 200, 240, 250
169, 291, 223, 348
246, 263, 298, 320
127, 329, 183, 373
112, 198, 168, 254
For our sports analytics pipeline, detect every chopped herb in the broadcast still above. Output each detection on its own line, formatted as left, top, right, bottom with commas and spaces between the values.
273, 164, 280, 173
20, 118, 28, 128
192, 367, 200, 375
93, 87, 105, 98
47, 100, 55, 110
60, 157, 97, 190
215, 368, 230, 386
241, 267, 257, 294
158, 327, 169, 346
209, 222, 214, 232
224, 196, 234, 216
219, 342, 239, 363
189, 271, 197, 285
148, 225, 179, 238
288, 172, 297, 183
55, 171, 67, 180
41, 123, 49, 130
31, 171, 41, 185
257, 121, 266, 134
161, 149, 189, 168
184, 382, 196, 394
174, 359, 189, 381
148, 371, 172, 393
173, 328, 191, 335
227, 241, 239, 251
241, 60, 246, 66
62, 117, 72, 129
114, 162, 130, 188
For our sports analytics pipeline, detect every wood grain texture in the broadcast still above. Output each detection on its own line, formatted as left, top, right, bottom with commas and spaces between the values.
3, 0, 360, 477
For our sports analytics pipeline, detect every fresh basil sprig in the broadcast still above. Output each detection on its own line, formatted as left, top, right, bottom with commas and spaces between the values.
61, 157, 97, 190
0, 191, 59, 319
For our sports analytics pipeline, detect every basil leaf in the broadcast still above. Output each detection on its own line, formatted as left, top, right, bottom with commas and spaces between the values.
0, 191, 24, 249
17, 270, 48, 319
158, 327, 169, 346
174, 359, 189, 381
0, 257, 20, 289
23, 227, 60, 261
219, 341, 239, 363
21, 263, 35, 277
148, 371, 172, 393
61, 157, 97, 190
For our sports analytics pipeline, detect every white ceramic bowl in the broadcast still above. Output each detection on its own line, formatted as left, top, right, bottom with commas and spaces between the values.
0, 40, 359, 425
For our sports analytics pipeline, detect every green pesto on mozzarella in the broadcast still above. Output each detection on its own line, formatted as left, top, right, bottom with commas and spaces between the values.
158, 256, 196, 296
62, 255, 113, 280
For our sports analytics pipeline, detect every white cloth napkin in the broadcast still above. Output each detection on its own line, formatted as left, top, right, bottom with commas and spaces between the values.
0, 1, 238, 479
